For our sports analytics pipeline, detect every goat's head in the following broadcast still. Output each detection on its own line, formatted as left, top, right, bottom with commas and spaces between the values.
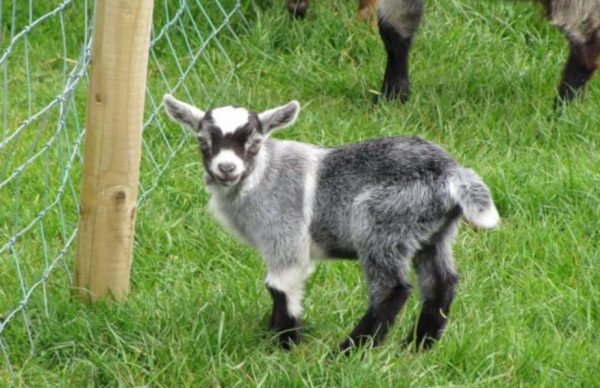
163, 95, 300, 187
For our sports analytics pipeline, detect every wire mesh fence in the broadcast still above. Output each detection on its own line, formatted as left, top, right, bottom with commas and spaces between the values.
0, 0, 246, 380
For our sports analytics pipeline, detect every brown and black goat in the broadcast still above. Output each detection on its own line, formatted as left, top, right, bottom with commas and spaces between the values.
287, 0, 600, 106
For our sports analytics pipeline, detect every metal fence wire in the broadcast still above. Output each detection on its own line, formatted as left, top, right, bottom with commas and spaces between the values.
0, 0, 245, 379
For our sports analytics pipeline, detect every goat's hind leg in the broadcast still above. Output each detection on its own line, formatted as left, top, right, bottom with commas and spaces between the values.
406, 220, 460, 350
340, 244, 412, 352
377, 0, 424, 101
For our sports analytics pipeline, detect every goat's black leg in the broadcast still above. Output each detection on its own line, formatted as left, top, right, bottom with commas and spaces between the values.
340, 282, 412, 351
287, 0, 309, 19
378, 20, 413, 102
267, 285, 303, 350
556, 30, 600, 106
377, 0, 424, 102
406, 220, 460, 350
409, 265, 458, 350
340, 244, 413, 352
540, 0, 600, 106
265, 264, 312, 350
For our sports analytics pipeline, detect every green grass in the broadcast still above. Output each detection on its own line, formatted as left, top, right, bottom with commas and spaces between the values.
2, 0, 600, 385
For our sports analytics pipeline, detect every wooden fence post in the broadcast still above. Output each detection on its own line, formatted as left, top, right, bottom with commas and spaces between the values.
74, 0, 154, 302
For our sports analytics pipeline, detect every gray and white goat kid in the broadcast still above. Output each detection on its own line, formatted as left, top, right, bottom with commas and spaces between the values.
163, 94, 500, 351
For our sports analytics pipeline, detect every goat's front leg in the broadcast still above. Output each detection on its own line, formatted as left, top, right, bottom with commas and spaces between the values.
556, 30, 600, 106
265, 263, 313, 349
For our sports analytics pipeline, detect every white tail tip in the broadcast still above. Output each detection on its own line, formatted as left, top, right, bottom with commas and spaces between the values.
470, 205, 500, 229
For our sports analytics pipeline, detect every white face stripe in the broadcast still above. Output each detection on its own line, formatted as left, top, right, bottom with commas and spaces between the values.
210, 106, 250, 135
210, 149, 245, 176
239, 145, 267, 196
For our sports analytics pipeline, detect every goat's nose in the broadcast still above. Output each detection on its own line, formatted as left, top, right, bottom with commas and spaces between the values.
218, 162, 236, 174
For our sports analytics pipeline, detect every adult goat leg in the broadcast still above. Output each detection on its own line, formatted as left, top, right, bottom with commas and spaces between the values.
377, 0, 424, 102
541, 0, 600, 105
557, 30, 600, 105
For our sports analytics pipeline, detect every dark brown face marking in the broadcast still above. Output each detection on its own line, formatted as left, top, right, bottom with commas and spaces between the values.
210, 124, 251, 158
196, 110, 263, 184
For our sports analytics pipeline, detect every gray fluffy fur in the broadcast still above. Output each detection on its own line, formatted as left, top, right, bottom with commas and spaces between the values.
378, 0, 424, 39
546, 0, 600, 44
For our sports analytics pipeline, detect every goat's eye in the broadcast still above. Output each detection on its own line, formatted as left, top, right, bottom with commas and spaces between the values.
247, 141, 261, 155
198, 137, 209, 149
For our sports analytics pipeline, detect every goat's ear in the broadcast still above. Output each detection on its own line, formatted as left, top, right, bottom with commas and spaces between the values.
258, 100, 300, 134
163, 94, 205, 133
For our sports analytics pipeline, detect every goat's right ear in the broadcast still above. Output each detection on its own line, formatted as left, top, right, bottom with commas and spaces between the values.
163, 94, 205, 133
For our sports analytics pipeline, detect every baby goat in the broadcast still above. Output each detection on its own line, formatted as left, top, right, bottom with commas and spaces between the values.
163, 95, 499, 351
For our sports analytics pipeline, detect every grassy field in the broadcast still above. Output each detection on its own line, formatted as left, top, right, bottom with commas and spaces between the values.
2, 0, 599, 385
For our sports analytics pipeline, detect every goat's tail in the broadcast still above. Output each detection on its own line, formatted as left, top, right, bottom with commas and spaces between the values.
448, 168, 500, 229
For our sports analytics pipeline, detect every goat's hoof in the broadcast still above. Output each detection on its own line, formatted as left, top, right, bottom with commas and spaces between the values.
277, 327, 303, 350
373, 91, 409, 105
552, 93, 577, 112
379, 79, 410, 103
287, 0, 308, 19
339, 338, 355, 354
339, 336, 380, 357
381, 89, 409, 103
376, 90, 409, 104
339, 335, 373, 354
402, 334, 437, 351
401, 335, 416, 350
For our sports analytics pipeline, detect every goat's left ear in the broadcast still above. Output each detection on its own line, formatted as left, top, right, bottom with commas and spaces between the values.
258, 100, 300, 134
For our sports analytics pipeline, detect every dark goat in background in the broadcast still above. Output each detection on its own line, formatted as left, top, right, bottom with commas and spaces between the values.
287, 0, 600, 105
